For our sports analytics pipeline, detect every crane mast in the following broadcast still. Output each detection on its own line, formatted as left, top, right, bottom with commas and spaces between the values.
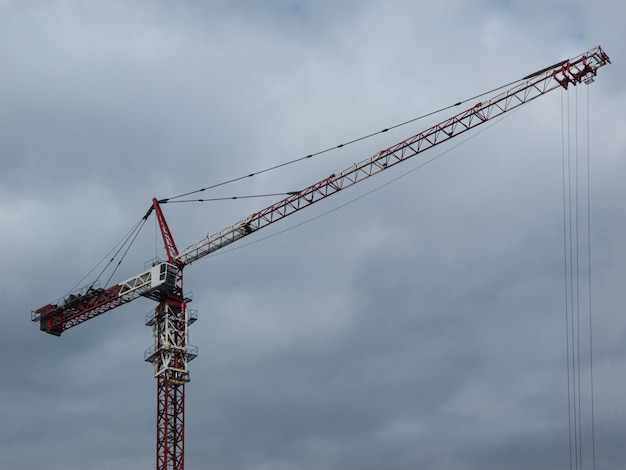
30, 45, 610, 470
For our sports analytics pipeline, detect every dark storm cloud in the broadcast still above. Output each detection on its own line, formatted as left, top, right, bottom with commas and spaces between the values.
1, 1, 625, 469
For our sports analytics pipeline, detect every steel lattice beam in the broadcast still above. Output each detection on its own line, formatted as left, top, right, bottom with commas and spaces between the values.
156, 377, 185, 470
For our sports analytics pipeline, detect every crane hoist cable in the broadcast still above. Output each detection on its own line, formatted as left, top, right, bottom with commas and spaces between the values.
585, 85, 597, 470
561, 81, 597, 470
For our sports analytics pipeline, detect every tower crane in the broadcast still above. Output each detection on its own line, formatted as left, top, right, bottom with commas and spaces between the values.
31, 45, 610, 470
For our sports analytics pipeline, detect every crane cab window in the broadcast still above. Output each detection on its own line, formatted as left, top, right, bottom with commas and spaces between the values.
160, 263, 177, 287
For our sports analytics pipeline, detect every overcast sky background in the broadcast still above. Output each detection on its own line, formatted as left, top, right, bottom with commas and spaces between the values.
1, 1, 625, 469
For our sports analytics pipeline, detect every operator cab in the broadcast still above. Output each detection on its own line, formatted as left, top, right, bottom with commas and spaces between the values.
139, 262, 179, 301
151, 262, 178, 289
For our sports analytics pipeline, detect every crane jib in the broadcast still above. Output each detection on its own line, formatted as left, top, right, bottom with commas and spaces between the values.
175, 45, 610, 267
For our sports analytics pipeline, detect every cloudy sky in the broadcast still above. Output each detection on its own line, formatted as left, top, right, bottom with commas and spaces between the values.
1, 1, 625, 469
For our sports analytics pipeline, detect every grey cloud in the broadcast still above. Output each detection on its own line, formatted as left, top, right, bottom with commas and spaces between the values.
1, 1, 624, 469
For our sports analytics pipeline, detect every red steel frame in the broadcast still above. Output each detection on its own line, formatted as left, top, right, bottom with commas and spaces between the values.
153, 197, 181, 265
154, 294, 188, 470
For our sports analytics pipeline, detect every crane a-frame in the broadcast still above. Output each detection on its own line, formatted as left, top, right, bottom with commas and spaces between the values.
31, 45, 610, 470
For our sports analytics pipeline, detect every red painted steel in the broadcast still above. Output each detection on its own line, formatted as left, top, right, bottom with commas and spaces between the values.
155, 330, 187, 469
156, 378, 185, 470
153, 197, 181, 265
